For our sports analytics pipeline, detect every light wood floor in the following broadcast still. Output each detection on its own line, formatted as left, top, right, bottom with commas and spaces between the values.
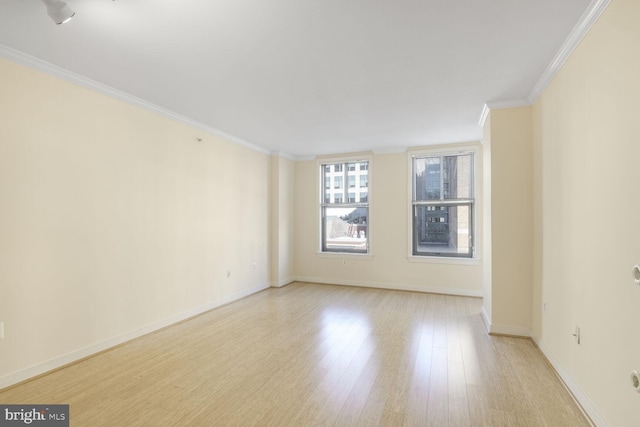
0, 282, 590, 426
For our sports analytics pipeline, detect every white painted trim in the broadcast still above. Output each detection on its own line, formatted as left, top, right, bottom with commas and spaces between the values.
486, 98, 531, 110
295, 155, 316, 162
481, 306, 491, 332
406, 255, 481, 266
271, 278, 295, 288
478, 100, 531, 129
294, 276, 483, 298
485, 99, 531, 110
0, 44, 271, 156
480, 307, 532, 337
479, 0, 610, 124
0, 283, 269, 390
478, 104, 490, 128
533, 338, 609, 427
487, 324, 532, 338
271, 151, 298, 161
527, 0, 611, 103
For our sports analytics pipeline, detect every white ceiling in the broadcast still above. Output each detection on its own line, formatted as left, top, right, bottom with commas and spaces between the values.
0, 0, 594, 158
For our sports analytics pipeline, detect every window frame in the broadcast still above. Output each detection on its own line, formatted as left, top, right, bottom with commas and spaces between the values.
318, 156, 372, 255
409, 147, 477, 259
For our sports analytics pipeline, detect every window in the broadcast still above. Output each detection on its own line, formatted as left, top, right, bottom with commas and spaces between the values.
321, 160, 369, 254
412, 152, 474, 257
360, 175, 368, 188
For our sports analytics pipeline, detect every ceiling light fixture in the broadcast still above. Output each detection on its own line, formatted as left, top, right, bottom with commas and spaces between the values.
41, 0, 75, 25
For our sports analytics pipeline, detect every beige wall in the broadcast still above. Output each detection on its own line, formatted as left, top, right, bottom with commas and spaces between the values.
532, 0, 640, 424
294, 149, 484, 296
0, 58, 271, 386
270, 155, 295, 287
484, 107, 534, 335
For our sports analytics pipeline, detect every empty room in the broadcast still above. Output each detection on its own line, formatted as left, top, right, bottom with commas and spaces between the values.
0, 0, 638, 426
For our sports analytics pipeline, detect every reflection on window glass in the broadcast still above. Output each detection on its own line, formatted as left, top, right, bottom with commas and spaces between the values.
415, 157, 441, 200
414, 205, 471, 255
412, 152, 474, 258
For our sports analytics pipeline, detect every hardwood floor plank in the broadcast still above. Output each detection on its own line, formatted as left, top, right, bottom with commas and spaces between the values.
0, 283, 591, 427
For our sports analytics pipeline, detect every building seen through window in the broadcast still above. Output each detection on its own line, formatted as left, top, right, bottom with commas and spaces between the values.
321, 160, 369, 253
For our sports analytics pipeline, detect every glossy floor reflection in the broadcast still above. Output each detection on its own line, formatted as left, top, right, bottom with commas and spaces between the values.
0, 283, 590, 426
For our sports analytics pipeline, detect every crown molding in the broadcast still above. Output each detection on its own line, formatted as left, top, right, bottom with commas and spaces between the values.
480, 0, 610, 127
527, 0, 610, 103
270, 150, 298, 161
478, 98, 531, 127
478, 104, 490, 127
0, 44, 271, 156
485, 98, 531, 110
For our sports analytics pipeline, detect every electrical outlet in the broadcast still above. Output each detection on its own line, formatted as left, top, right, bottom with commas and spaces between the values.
226, 270, 231, 278
631, 370, 640, 393
543, 302, 547, 311
252, 263, 256, 270
342, 259, 347, 266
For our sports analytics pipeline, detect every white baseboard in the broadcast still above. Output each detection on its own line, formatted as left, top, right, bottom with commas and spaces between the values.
271, 278, 295, 288
294, 276, 483, 298
488, 324, 532, 337
533, 338, 608, 427
0, 283, 269, 390
480, 306, 531, 337
481, 306, 491, 332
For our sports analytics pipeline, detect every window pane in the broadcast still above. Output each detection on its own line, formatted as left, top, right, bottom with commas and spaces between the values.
360, 175, 368, 188
348, 175, 356, 188
334, 176, 343, 189
323, 164, 339, 203
360, 192, 368, 202
415, 157, 441, 200
323, 206, 368, 253
414, 204, 471, 256
443, 154, 472, 199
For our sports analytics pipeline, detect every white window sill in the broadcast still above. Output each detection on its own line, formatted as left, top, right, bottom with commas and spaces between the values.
317, 252, 374, 260
406, 255, 481, 266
